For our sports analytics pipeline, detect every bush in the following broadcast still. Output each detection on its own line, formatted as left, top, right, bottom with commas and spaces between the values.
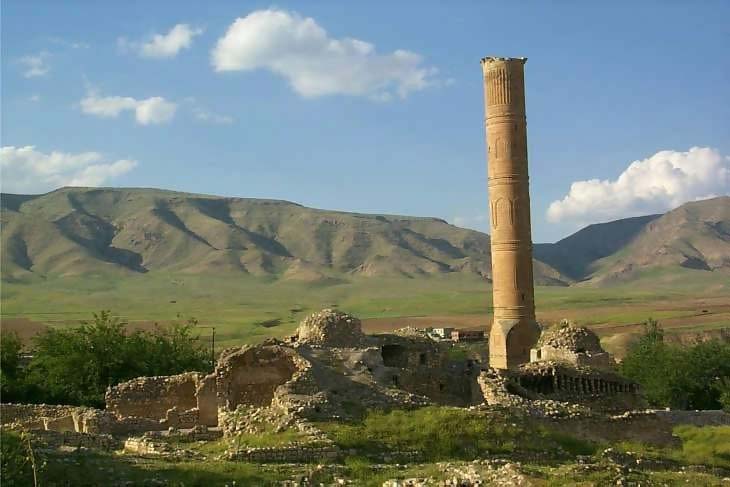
1, 332, 24, 402
21, 311, 210, 407
715, 377, 730, 412
1, 429, 37, 486
620, 319, 730, 410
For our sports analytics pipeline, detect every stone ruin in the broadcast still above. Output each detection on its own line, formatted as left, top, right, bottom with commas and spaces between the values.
4, 307, 730, 470
1, 309, 650, 442
477, 321, 643, 410
529, 321, 613, 368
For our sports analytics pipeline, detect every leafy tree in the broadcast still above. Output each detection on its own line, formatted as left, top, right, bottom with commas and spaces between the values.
714, 377, 730, 412
621, 318, 730, 410
24, 311, 209, 407
1, 332, 24, 402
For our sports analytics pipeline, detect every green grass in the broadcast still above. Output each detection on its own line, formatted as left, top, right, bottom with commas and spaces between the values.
5, 423, 730, 486
615, 425, 730, 469
229, 429, 307, 448
675, 425, 730, 468
320, 406, 597, 462
2, 269, 728, 349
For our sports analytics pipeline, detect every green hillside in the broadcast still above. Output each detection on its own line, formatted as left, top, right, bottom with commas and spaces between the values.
0, 187, 569, 284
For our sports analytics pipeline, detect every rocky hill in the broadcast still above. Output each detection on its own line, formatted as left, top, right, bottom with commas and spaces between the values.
2, 188, 728, 286
583, 196, 730, 284
534, 196, 729, 284
0, 187, 567, 284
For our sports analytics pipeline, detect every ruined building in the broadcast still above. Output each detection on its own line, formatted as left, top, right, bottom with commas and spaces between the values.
530, 321, 614, 369
481, 56, 540, 369
103, 309, 483, 429
479, 322, 642, 410
99, 311, 643, 421
2, 308, 646, 440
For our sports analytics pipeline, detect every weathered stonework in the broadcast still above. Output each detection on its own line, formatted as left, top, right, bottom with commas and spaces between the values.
530, 322, 613, 368
295, 308, 365, 347
478, 361, 644, 411
105, 372, 201, 421
215, 343, 308, 412
195, 372, 218, 426
481, 56, 540, 369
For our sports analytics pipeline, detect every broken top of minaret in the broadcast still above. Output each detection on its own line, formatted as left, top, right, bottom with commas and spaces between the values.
481, 56, 540, 369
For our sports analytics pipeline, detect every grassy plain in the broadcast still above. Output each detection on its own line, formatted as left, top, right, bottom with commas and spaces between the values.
2, 268, 728, 353
3, 411, 729, 486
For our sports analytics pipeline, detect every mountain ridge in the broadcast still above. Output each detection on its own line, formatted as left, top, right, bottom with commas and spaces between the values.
2, 187, 728, 286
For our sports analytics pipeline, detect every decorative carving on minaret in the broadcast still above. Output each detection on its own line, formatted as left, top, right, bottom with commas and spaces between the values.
487, 68, 512, 105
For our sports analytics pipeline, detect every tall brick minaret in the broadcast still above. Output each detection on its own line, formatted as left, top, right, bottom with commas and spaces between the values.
481, 57, 540, 369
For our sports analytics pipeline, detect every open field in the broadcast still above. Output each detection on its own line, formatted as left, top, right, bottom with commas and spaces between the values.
2, 267, 728, 355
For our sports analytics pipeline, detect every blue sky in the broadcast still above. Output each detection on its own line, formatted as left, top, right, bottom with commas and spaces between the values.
2, 1, 729, 242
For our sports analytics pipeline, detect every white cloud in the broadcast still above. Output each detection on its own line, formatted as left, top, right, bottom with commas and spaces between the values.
134, 97, 177, 124
29, 95, 41, 102
80, 91, 177, 125
547, 147, 730, 224
0, 146, 137, 194
119, 24, 203, 59
211, 9, 439, 100
193, 107, 234, 124
19, 52, 50, 78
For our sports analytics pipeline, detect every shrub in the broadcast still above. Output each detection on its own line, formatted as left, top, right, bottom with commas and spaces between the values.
620, 319, 730, 409
1, 332, 24, 402
22, 311, 210, 407
0, 429, 37, 486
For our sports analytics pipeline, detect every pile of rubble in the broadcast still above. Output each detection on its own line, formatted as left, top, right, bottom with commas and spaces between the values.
536, 321, 603, 353
295, 309, 365, 347
381, 460, 531, 487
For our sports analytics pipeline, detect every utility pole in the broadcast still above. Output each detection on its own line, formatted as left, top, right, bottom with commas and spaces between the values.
197, 326, 216, 370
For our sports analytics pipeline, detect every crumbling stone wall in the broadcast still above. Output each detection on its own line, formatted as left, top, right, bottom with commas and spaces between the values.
1, 404, 90, 431
31, 429, 121, 451
0, 403, 162, 436
106, 372, 200, 421
196, 373, 218, 426
547, 411, 680, 448
216, 344, 308, 411
652, 409, 730, 427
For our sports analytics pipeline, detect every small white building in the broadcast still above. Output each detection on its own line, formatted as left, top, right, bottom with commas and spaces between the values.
431, 327, 454, 340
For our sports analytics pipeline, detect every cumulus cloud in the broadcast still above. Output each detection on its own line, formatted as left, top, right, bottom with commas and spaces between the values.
119, 24, 203, 58
0, 146, 137, 194
80, 91, 177, 125
211, 9, 439, 100
19, 52, 50, 78
547, 147, 730, 224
